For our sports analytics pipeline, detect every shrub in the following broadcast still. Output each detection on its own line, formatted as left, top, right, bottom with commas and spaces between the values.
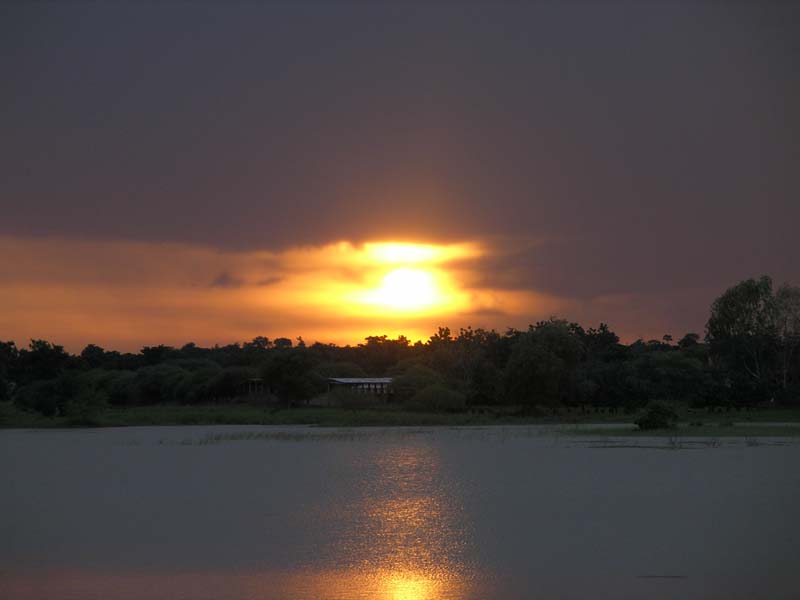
14, 380, 59, 416
0, 401, 18, 425
63, 387, 108, 426
391, 363, 443, 402
635, 401, 679, 430
330, 387, 376, 410
202, 366, 254, 401
408, 384, 466, 413
109, 371, 138, 405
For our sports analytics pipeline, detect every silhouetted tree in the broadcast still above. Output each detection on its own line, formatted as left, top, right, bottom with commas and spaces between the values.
80, 344, 107, 369
678, 333, 700, 349
706, 276, 778, 399
261, 349, 317, 406
273, 337, 293, 350
20, 340, 71, 382
0, 341, 19, 402
503, 319, 584, 408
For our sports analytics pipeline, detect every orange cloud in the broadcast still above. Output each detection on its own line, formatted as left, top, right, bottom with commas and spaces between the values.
0, 236, 556, 351
0, 235, 685, 351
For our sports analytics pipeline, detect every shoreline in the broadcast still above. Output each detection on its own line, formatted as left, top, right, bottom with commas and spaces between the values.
2, 403, 800, 436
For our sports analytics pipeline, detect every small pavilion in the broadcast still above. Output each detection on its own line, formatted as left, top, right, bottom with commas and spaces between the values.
327, 377, 393, 395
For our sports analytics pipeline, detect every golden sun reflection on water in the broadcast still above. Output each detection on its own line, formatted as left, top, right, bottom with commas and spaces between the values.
253, 566, 466, 600
323, 444, 473, 599
236, 445, 475, 599
383, 572, 442, 600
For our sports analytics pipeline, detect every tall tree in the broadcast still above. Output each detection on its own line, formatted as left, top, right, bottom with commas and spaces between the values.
0, 341, 19, 402
775, 283, 800, 391
20, 340, 70, 383
503, 319, 584, 407
706, 276, 778, 393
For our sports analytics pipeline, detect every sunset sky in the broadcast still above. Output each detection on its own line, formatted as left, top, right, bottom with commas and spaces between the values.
2, 2, 798, 352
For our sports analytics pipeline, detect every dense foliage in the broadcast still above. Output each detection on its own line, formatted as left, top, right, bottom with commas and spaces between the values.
1, 276, 798, 421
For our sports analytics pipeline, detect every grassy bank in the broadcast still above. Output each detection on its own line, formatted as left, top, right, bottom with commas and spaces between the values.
0, 402, 506, 428
2, 401, 800, 433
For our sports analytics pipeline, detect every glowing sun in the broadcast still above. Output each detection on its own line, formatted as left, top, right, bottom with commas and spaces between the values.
370, 268, 438, 310
343, 241, 479, 317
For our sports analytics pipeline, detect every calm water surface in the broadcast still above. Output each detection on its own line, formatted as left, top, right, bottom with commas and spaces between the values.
1, 425, 798, 599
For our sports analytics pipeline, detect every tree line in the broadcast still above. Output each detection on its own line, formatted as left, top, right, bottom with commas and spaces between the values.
1, 275, 798, 420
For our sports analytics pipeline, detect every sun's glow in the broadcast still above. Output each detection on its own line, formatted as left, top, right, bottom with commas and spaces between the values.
366, 243, 443, 264
325, 241, 481, 317
367, 268, 438, 310
363, 241, 481, 266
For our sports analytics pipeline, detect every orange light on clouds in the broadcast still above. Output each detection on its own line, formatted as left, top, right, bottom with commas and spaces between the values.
0, 235, 575, 350
270, 241, 480, 320
364, 241, 478, 265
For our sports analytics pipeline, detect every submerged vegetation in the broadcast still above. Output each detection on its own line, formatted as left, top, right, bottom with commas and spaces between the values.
1, 275, 798, 429
634, 401, 679, 431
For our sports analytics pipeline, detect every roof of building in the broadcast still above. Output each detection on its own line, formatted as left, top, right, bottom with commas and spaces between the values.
328, 377, 393, 384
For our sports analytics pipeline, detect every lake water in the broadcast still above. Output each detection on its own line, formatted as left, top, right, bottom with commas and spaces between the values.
1, 425, 798, 599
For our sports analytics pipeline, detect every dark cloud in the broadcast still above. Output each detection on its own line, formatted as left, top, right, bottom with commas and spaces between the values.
209, 272, 245, 289
255, 276, 283, 287
1, 1, 798, 333
460, 307, 510, 319
467, 226, 795, 301
210, 273, 282, 289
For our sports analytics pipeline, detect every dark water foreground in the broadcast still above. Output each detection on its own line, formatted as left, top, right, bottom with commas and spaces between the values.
1, 425, 798, 600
